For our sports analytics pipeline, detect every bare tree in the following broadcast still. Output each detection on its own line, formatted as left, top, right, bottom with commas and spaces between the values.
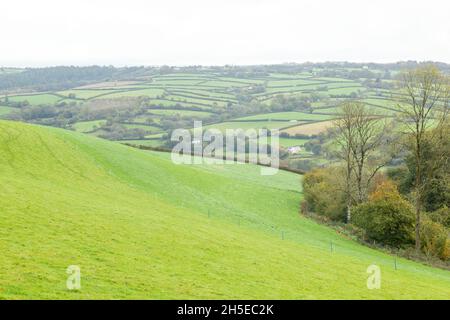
396, 64, 450, 252
334, 101, 392, 222
334, 102, 357, 223
350, 106, 391, 204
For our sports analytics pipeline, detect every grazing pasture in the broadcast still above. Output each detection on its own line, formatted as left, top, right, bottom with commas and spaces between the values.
100, 88, 165, 99
73, 120, 106, 133
149, 109, 213, 118
121, 123, 163, 132
235, 112, 335, 121
0, 68, 404, 170
118, 139, 164, 147
282, 120, 335, 136
8, 93, 61, 105
75, 81, 143, 89
57, 89, 116, 100
0, 106, 18, 116
203, 120, 303, 132
1, 120, 449, 299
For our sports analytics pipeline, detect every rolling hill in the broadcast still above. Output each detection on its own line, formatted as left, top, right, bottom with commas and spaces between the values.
0, 120, 449, 299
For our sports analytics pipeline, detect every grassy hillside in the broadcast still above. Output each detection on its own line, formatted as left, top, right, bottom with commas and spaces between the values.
0, 120, 449, 299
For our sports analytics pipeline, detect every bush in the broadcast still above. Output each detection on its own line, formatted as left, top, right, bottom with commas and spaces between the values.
302, 167, 346, 222
420, 217, 450, 260
352, 181, 415, 247
444, 240, 450, 261
423, 178, 450, 212
428, 206, 450, 228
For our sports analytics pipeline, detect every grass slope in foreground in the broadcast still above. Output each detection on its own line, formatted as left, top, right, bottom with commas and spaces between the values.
0, 120, 449, 299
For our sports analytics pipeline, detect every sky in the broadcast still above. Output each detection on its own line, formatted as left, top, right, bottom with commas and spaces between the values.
1, 0, 449, 67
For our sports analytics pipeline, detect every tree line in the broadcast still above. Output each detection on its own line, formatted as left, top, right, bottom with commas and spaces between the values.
302, 65, 450, 264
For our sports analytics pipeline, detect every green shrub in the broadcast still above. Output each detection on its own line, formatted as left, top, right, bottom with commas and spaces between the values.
428, 206, 450, 228
420, 217, 450, 260
445, 240, 450, 261
352, 181, 415, 247
302, 167, 346, 222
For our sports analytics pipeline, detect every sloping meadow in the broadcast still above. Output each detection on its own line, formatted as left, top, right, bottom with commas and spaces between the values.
0, 120, 449, 299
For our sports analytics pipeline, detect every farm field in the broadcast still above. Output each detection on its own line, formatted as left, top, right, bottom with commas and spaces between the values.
121, 123, 163, 133
120, 136, 308, 149
72, 120, 107, 133
203, 120, 304, 132
282, 120, 335, 136
312, 106, 342, 114
235, 112, 336, 121
100, 88, 166, 99
1, 120, 449, 299
8, 93, 61, 105
0, 68, 404, 159
57, 89, 117, 100
124, 114, 162, 125
0, 70, 397, 108
74, 81, 144, 89
278, 137, 310, 147
2, 0, 450, 302
118, 139, 164, 147
148, 109, 213, 118
0, 67, 401, 164
0, 106, 18, 116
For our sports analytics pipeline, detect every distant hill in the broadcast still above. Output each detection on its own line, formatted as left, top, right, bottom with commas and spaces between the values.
0, 66, 155, 92
0, 120, 449, 299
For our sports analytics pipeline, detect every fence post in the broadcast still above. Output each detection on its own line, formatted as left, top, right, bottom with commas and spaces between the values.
330, 241, 333, 253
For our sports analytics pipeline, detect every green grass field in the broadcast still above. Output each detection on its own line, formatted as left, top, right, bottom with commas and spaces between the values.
0, 106, 18, 116
235, 112, 335, 121
8, 93, 61, 105
100, 88, 166, 99
164, 94, 226, 107
313, 106, 342, 114
169, 89, 236, 100
266, 79, 323, 87
149, 109, 213, 118
118, 139, 164, 147
278, 137, 310, 147
57, 89, 116, 100
146, 99, 211, 110
73, 120, 106, 133
121, 123, 163, 133
0, 71, 396, 150
204, 121, 299, 132
1, 120, 449, 299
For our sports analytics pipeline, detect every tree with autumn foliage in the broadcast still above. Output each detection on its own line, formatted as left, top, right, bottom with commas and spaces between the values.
352, 180, 415, 247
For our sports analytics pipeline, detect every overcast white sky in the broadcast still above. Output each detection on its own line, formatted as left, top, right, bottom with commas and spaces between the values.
1, 0, 449, 67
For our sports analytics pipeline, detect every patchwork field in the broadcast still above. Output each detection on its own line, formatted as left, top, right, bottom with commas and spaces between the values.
0, 68, 399, 160
0, 70, 397, 109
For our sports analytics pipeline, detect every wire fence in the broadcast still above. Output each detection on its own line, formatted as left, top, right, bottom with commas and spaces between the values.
202, 205, 404, 273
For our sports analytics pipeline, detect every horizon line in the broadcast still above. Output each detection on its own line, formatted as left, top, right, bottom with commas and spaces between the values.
3, 60, 450, 69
